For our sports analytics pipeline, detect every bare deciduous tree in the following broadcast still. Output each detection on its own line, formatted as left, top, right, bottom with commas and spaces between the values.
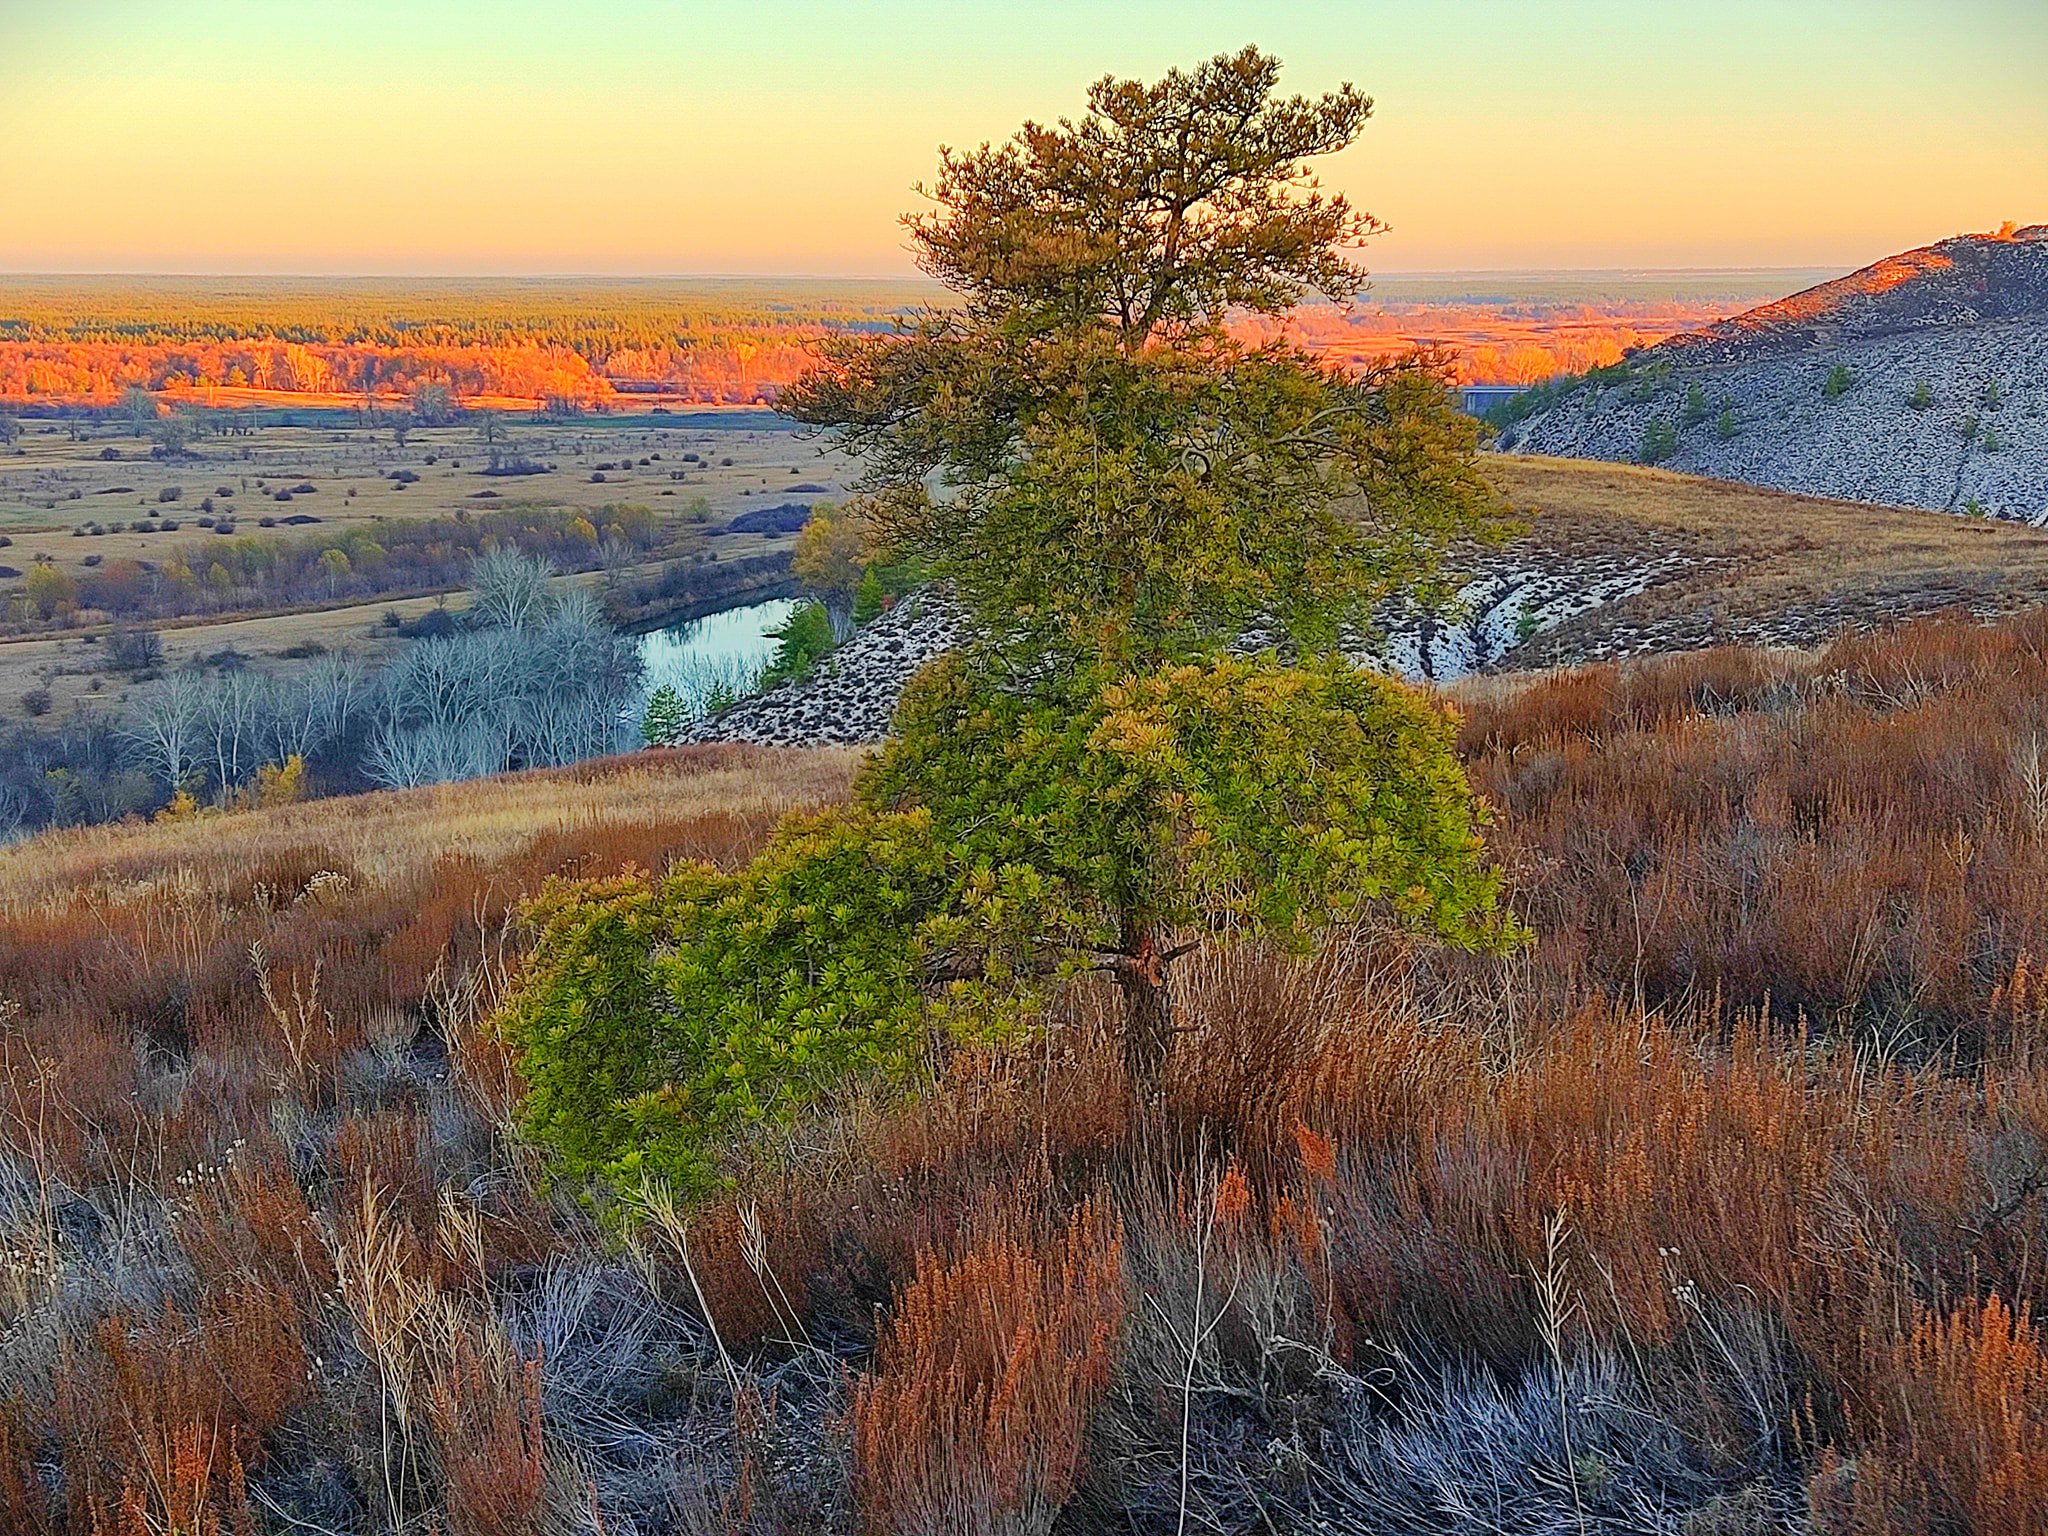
119, 669, 208, 789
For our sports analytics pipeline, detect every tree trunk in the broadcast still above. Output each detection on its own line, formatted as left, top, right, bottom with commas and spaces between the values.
1115, 919, 1175, 1108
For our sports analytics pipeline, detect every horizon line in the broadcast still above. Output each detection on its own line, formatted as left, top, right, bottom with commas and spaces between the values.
0, 263, 1846, 283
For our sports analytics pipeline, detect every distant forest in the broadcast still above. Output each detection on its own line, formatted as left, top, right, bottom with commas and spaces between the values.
0, 270, 1820, 407
0, 277, 932, 409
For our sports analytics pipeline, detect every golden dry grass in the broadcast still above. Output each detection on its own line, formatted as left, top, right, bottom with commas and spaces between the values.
0, 742, 860, 913
0, 417, 838, 561
1488, 455, 2048, 655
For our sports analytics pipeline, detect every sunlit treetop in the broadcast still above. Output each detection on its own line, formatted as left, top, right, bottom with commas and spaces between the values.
911, 45, 1383, 347
785, 47, 1503, 675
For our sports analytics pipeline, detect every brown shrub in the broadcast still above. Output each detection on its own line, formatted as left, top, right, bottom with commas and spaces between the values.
1814, 1294, 2048, 1533
852, 1200, 1124, 1536
424, 1323, 546, 1536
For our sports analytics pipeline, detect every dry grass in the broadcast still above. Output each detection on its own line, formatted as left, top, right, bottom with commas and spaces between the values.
0, 743, 859, 907
853, 1200, 1124, 1536
11, 613, 2048, 1530
1488, 455, 2048, 660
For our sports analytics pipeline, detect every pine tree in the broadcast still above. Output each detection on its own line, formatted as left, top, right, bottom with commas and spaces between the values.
853, 567, 886, 625
504, 48, 1521, 1170
639, 684, 688, 746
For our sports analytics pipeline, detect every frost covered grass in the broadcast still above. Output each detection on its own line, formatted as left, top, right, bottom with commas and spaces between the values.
10, 615, 2048, 1530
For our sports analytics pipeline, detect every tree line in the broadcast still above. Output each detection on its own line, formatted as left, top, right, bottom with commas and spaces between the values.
0, 277, 928, 407
0, 550, 643, 839
8, 504, 663, 632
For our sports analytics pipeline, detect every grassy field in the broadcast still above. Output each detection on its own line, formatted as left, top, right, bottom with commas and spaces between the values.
0, 742, 859, 909
0, 413, 845, 578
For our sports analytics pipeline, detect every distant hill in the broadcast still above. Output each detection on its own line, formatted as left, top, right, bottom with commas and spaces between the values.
1497, 226, 2048, 521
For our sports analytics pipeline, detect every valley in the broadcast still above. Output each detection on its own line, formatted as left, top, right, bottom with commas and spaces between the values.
2, 11, 2045, 1531
0, 410, 842, 716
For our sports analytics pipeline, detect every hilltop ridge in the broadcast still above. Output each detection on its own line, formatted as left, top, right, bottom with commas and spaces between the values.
1663, 225, 2048, 365
1500, 226, 2048, 520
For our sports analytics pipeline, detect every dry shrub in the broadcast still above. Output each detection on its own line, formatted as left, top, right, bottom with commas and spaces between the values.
1459, 643, 1801, 756
0, 748, 866, 1532
0, 1398, 53, 1535
424, 1319, 547, 1536
1165, 943, 1369, 1166
1814, 1294, 2048, 1534
84, 1423, 255, 1536
55, 1289, 302, 1536
24, 616, 2048, 1528
1823, 608, 2048, 710
852, 1199, 1124, 1536
1463, 611, 2048, 1045
233, 843, 362, 908
333, 1109, 442, 1238
1085, 1158, 1336, 1524
1300, 997, 1987, 1393
679, 1036, 1132, 1352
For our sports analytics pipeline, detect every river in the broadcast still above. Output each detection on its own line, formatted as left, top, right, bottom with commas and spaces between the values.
637, 596, 801, 715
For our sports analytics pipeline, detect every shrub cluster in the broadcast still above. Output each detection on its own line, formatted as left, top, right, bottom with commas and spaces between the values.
4, 502, 663, 631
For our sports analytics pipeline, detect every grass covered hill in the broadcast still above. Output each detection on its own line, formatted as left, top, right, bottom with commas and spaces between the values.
8, 613, 2048, 1530
1491, 454, 2048, 662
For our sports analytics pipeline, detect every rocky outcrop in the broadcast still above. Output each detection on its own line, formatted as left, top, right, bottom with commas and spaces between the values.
681, 591, 967, 747
1372, 549, 1697, 680
687, 554, 1703, 746
1502, 228, 2048, 521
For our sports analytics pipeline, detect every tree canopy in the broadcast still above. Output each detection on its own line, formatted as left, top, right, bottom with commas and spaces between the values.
503, 47, 1520, 1197
783, 44, 1503, 674
910, 47, 1378, 343
864, 652, 1514, 1087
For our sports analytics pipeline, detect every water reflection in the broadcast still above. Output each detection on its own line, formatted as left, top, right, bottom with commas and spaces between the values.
638, 597, 799, 715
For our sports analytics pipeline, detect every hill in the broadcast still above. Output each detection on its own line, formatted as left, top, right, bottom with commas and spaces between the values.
11, 613, 2048, 1528
1498, 226, 2048, 519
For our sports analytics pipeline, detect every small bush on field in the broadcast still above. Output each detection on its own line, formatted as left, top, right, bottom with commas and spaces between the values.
503, 806, 989, 1198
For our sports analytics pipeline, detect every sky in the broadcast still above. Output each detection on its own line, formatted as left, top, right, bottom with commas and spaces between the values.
2, 0, 2044, 277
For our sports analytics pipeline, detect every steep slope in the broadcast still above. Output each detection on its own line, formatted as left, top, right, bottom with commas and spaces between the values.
687, 458, 2048, 746
1500, 226, 2048, 520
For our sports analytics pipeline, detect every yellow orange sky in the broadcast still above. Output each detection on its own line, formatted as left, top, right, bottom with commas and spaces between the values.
2, 0, 2043, 275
